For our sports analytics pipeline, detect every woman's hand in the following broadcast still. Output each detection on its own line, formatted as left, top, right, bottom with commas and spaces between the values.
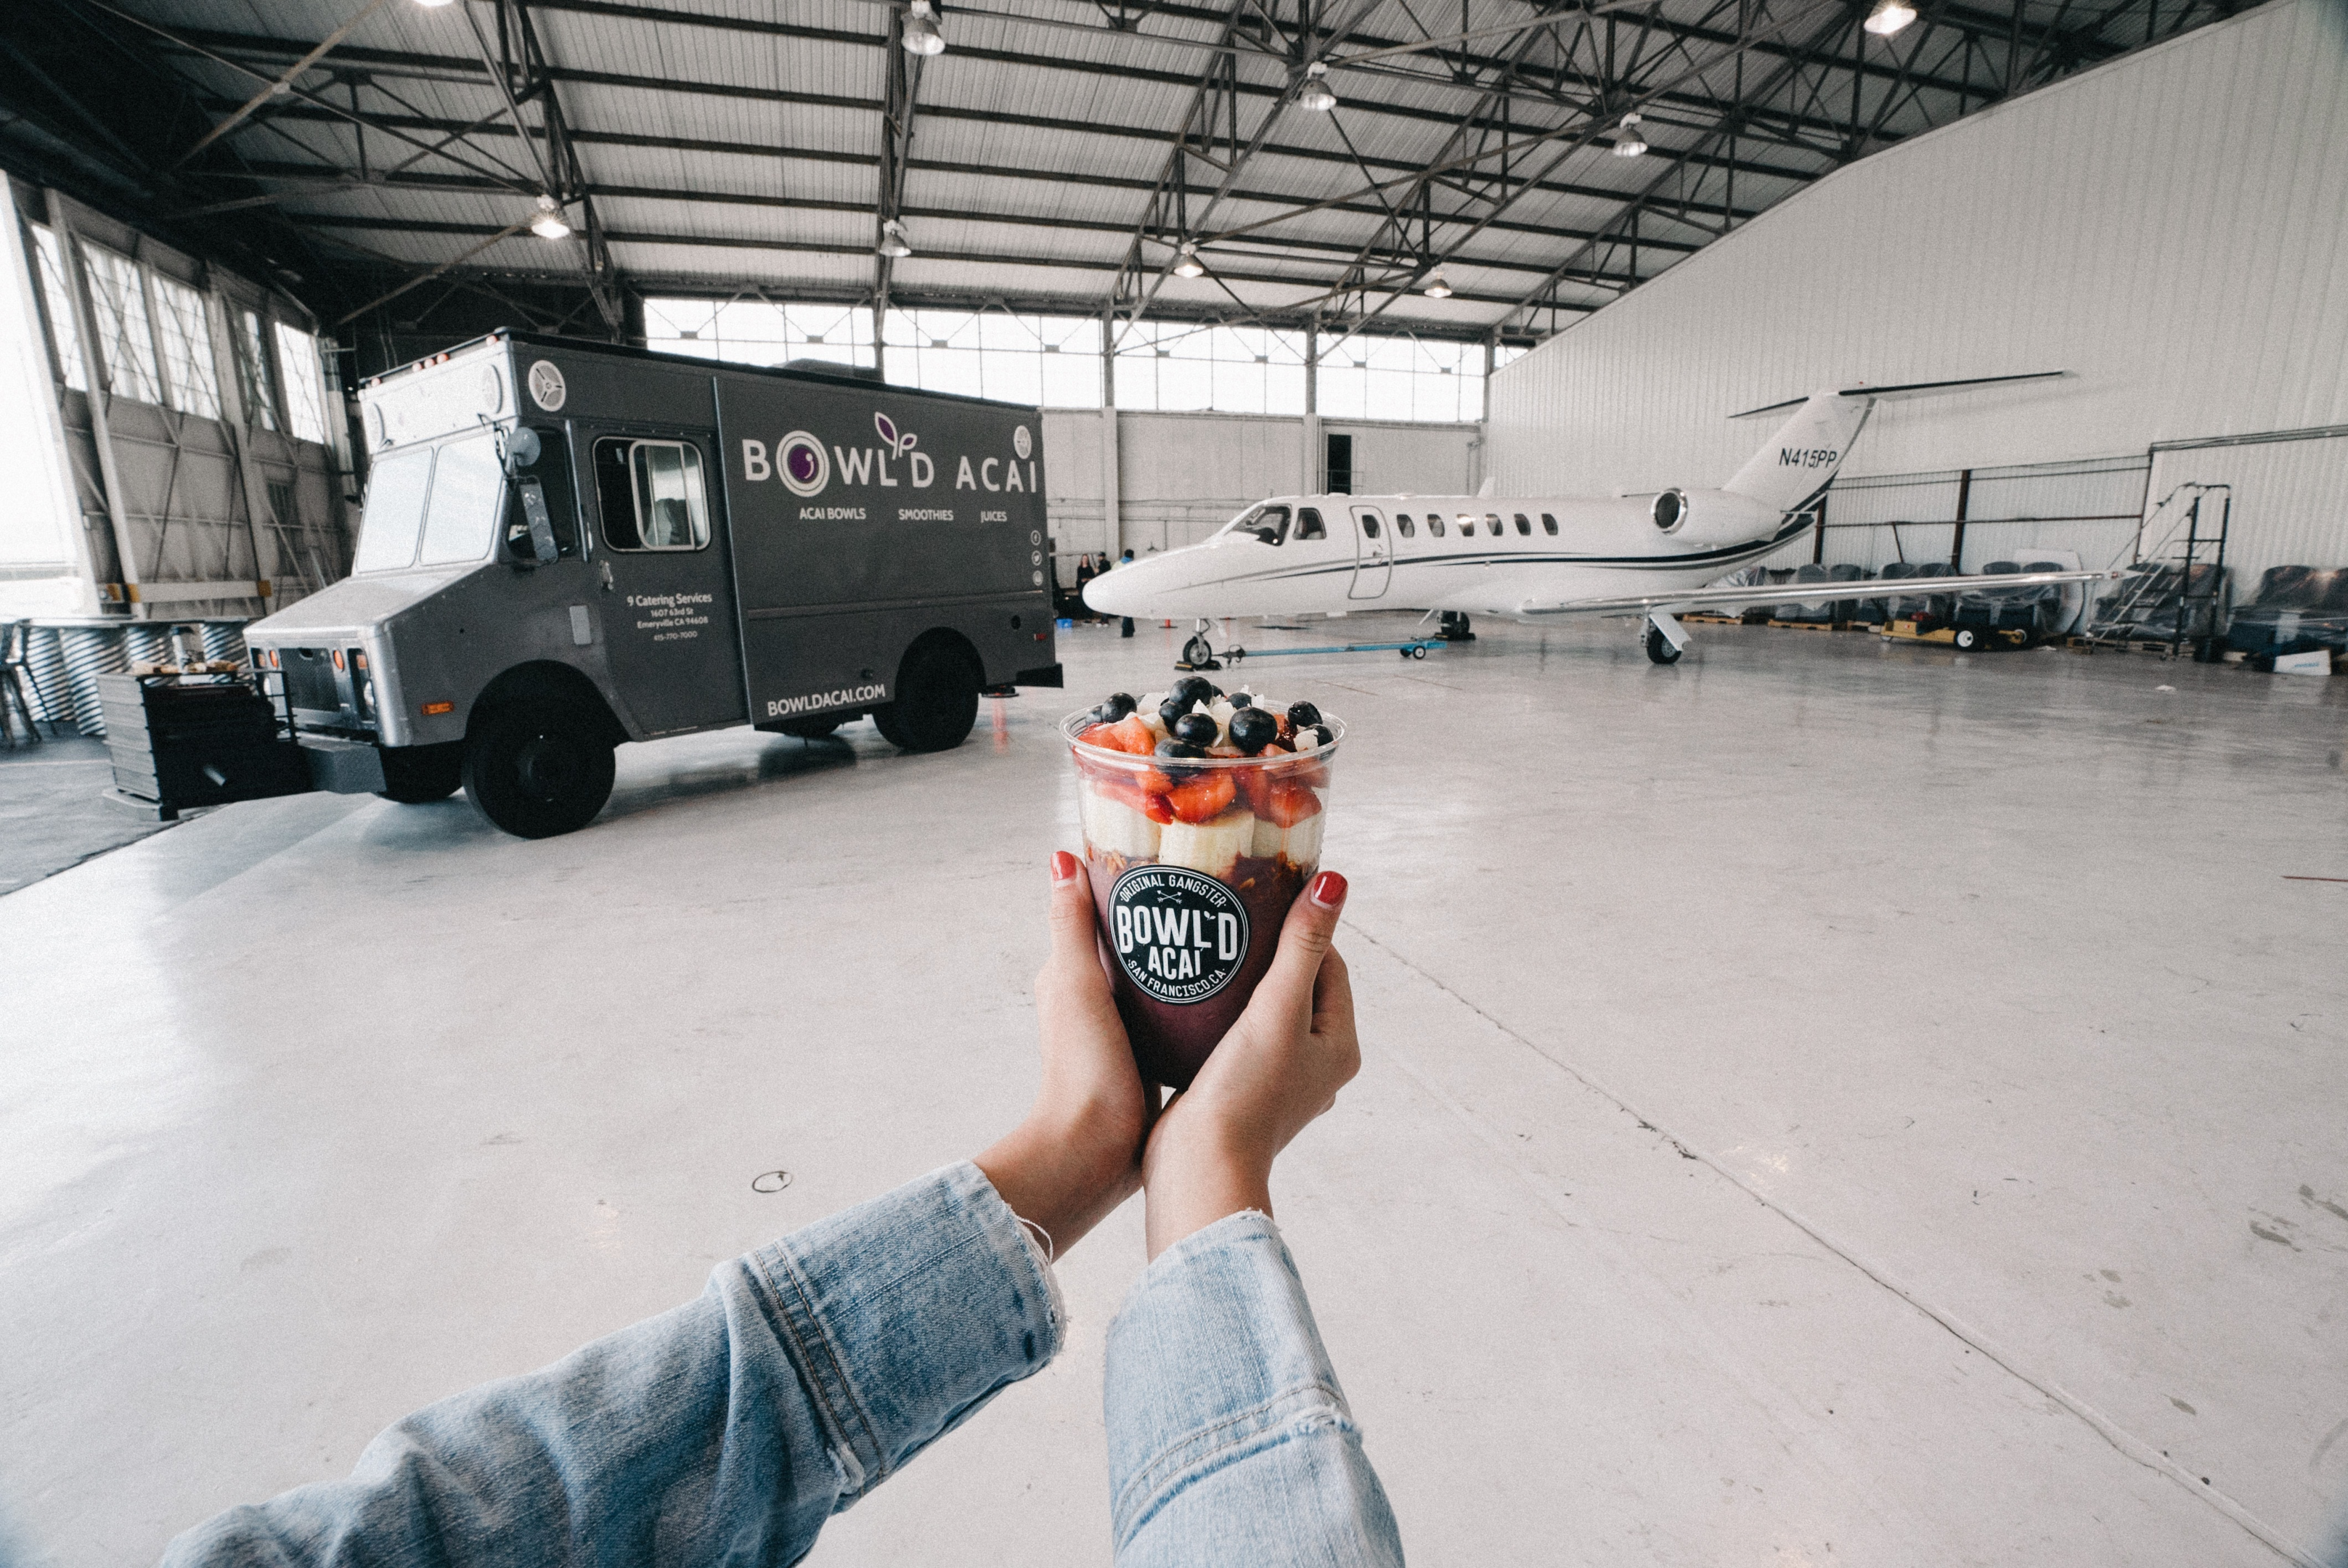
1140, 870, 1358, 1259
974, 852, 1156, 1258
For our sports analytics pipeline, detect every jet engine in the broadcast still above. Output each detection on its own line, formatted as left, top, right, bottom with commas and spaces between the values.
1644, 487, 1780, 550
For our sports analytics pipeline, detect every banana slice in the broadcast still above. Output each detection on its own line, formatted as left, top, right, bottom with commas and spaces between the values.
1080, 785, 1161, 861
1159, 806, 1255, 881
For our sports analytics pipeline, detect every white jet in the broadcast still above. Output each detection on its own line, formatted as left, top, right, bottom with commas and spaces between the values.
1083, 372, 2111, 665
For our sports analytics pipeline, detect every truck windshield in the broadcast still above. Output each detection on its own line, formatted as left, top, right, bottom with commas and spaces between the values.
419, 434, 506, 565
349, 448, 433, 574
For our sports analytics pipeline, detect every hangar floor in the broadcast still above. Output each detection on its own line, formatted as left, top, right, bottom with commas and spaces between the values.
3, 614, 2344, 1567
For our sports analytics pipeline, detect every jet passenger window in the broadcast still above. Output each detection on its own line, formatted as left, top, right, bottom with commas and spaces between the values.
1359, 512, 1382, 539
1295, 507, 1327, 540
1513, 513, 1531, 535
1541, 513, 1559, 536
596, 438, 712, 552
1485, 513, 1504, 536
1395, 513, 1416, 538
1427, 515, 1446, 538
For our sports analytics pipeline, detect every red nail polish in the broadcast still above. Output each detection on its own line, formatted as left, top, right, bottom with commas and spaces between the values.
1051, 849, 1080, 883
1310, 870, 1346, 907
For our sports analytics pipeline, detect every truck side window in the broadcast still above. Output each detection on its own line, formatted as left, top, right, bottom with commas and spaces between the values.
595, 438, 712, 552
1295, 507, 1326, 541
504, 425, 579, 561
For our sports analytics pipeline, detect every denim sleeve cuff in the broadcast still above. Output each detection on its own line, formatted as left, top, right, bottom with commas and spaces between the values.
747, 1159, 1064, 1502
1104, 1210, 1377, 1553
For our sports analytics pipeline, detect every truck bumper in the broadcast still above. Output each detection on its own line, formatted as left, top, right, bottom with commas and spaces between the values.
300, 735, 388, 793
1013, 663, 1063, 688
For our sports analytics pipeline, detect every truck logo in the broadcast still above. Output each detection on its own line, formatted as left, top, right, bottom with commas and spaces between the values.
778, 431, 828, 497
766, 682, 887, 718
875, 411, 918, 457
528, 360, 566, 412
1014, 425, 1032, 460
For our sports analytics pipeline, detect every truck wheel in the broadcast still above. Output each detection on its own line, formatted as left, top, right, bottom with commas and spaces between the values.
377, 742, 463, 804
462, 706, 616, 838
873, 641, 979, 753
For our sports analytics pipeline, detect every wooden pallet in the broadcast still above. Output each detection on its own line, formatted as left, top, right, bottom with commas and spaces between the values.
1765, 619, 1838, 633
2063, 634, 2188, 656
1681, 613, 1742, 626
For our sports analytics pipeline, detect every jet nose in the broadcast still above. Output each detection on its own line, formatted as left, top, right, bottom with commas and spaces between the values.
1083, 564, 1149, 616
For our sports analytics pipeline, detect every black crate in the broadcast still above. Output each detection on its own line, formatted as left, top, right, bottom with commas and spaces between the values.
98, 674, 310, 809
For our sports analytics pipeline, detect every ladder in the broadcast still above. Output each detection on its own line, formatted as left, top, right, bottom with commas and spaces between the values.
2081, 483, 2231, 655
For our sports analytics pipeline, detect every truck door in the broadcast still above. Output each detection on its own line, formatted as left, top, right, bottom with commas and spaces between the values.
1348, 505, 1392, 600
584, 429, 748, 736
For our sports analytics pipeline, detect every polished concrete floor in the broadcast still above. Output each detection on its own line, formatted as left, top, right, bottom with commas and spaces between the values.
0, 735, 171, 896
3, 615, 2344, 1567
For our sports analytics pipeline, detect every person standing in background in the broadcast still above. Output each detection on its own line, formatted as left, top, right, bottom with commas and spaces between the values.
1114, 549, 1136, 638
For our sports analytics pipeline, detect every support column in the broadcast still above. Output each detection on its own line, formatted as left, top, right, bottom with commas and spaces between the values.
48, 193, 140, 616
1949, 467, 1972, 571
1300, 324, 1319, 497
1100, 306, 1120, 558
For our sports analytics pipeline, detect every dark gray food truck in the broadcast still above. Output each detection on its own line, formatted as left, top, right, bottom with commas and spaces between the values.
242, 332, 1060, 837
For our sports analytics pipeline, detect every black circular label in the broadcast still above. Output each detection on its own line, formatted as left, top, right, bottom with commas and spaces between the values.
1108, 863, 1251, 1005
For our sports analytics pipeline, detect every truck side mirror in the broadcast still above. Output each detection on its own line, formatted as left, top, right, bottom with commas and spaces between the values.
502, 424, 543, 473
517, 475, 560, 564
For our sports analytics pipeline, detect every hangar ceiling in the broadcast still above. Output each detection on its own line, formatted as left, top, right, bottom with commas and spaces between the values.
1, 0, 2243, 358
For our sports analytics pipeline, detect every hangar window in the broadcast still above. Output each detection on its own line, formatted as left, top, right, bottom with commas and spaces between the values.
149, 272, 221, 420
274, 323, 332, 445
1427, 515, 1446, 538
1395, 513, 1415, 538
1295, 507, 1326, 541
80, 246, 163, 404
1541, 513, 1558, 535
25, 226, 85, 391
596, 438, 712, 551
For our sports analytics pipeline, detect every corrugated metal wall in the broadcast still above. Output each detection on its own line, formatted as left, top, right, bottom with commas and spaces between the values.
1487, 0, 2348, 574
2148, 428, 2348, 596
1039, 407, 1479, 569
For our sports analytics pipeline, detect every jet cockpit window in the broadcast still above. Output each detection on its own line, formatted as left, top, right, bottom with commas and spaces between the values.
1231, 504, 1290, 544
1513, 513, 1531, 536
1541, 513, 1559, 535
1395, 513, 1416, 538
1295, 507, 1327, 541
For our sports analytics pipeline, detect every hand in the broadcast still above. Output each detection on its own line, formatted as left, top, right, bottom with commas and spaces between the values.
1140, 870, 1357, 1259
974, 852, 1157, 1258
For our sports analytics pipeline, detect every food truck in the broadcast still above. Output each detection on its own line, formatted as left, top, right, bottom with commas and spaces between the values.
242, 333, 1060, 837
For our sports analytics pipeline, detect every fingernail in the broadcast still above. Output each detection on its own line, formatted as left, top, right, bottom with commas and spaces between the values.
1051, 849, 1080, 884
1310, 870, 1346, 907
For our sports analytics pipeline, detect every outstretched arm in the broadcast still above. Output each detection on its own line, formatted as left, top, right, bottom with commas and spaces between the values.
166, 853, 1151, 1568
1106, 872, 1406, 1567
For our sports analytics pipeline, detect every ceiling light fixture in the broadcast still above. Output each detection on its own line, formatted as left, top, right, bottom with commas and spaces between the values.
1611, 112, 1648, 158
529, 195, 572, 240
877, 219, 913, 258
1422, 271, 1453, 298
411, 0, 455, 8
1173, 242, 1205, 279
902, 0, 947, 55
1863, 0, 1918, 33
1299, 60, 1337, 112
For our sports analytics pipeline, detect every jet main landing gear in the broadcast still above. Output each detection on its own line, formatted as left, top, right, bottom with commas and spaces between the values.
1643, 612, 1689, 666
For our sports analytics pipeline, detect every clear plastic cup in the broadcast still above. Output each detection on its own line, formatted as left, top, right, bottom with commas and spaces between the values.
1064, 704, 1342, 1088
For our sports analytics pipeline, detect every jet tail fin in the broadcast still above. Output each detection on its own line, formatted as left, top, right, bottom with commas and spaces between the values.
1721, 371, 2068, 514
1477, 475, 1497, 497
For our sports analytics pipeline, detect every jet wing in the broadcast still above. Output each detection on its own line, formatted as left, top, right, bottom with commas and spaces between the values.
1512, 568, 2116, 620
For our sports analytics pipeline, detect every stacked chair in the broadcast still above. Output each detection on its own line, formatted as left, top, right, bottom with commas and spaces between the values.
1954, 560, 2068, 644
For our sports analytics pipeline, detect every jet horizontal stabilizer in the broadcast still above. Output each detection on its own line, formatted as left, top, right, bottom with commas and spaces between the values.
1728, 370, 2069, 421
1512, 567, 2113, 620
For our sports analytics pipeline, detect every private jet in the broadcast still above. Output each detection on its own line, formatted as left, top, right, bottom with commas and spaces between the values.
1082, 373, 2111, 665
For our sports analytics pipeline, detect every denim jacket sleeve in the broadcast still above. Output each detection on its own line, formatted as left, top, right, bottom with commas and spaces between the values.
163, 1161, 1062, 1568
1104, 1212, 1403, 1567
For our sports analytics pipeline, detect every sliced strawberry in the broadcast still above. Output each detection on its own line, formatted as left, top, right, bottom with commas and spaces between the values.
1077, 723, 1120, 751
1234, 767, 1272, 817
1167, 772, 1238, 824
1142, 791, 1175, 824
1109, 714, 1157, 754
1260, 780, 1323, 828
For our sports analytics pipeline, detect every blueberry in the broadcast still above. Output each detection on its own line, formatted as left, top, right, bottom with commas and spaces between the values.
1157, 696, 1190, 732
1100, 692, 1137, 721
1287, 700, 1322, 728
1171, 675, 1215, 707
1156, 739, 1205, 759
1229, 692, 1254, 709
1173, 712, 1219, 747
1308, 724, 1334, 747
1227, 706, 1277, 754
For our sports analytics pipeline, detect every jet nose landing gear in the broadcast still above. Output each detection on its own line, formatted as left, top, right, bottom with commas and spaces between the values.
1178, 619, 1223, 671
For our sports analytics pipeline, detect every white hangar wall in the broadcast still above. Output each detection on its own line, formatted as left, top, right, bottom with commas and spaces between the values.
1040, 409, 1479, 565
1486, 0, 2348, 588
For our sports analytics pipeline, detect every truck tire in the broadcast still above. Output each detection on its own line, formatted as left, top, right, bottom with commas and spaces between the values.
376, 742, 463, 804
462, 706, 616, 838
873, 641, 979, 753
